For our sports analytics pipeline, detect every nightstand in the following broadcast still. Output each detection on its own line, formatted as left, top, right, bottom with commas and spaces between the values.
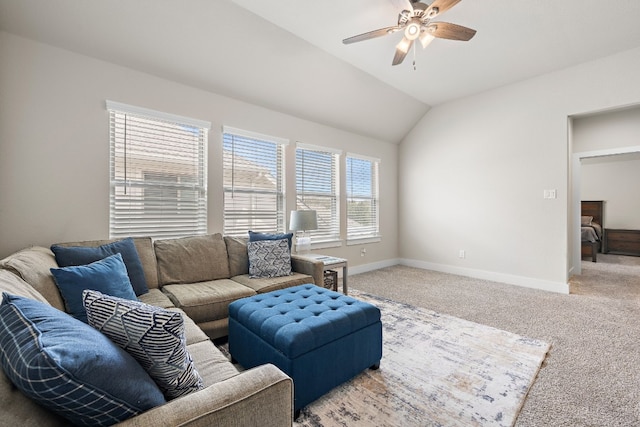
298, 254, 348, 295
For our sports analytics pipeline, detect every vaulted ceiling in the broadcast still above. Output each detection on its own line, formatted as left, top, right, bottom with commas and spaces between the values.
2, 0, 640, 143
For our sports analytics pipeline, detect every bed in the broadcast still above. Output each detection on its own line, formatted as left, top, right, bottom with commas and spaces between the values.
581, 200, 604, 262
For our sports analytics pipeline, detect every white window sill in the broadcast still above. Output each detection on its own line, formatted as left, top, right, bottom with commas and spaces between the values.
310, 239, 343, 250
346, 236, 382, 245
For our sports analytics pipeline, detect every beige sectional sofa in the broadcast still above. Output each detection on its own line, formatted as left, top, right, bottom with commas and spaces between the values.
0, 233, 325, 427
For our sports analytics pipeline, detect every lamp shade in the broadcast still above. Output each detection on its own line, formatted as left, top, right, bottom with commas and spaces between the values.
289, 210, 318, 232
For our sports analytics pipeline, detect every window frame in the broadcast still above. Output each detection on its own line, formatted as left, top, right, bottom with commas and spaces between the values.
346, 153, 381, 244
295, 142, 342, 245
222, 126, 287, 237
106, 100, 210, 240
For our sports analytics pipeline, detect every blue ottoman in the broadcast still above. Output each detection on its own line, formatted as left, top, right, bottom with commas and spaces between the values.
228, 284, 382, 413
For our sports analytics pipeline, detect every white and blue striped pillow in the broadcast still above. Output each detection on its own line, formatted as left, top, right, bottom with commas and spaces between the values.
0, 293, 166, 426
83, 290, 204, 399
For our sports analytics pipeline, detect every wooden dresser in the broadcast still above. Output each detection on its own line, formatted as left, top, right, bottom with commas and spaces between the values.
604, 229, 640, 256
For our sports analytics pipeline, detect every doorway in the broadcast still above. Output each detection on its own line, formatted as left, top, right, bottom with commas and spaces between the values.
569, 105, 640, 277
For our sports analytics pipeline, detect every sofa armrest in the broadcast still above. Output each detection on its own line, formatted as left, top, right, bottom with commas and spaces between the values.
118, 364, 292, 427
290, 255, 324, 287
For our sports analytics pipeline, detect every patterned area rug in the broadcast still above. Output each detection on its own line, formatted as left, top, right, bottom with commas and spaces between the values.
292, 290, 550, 427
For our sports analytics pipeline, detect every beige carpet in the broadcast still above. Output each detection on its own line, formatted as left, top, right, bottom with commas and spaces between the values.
291, 290, 549, 427
345, 256, 640, 426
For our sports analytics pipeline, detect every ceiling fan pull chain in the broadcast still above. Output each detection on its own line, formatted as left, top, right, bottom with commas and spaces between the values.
413, 42, 417, 70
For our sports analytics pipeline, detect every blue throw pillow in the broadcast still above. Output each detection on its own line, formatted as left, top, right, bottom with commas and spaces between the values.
83, 290, 204, 400
0, 293, 166, 426
50, 253, 137, 323
51, 238, 149, 296
248, 231, 293, 250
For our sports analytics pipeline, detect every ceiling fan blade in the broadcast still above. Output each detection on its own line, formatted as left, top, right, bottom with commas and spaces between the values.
425, 0, 462, 18
342, 26, 402, 44
426, 22, 476, 41
392, 37, 414, 65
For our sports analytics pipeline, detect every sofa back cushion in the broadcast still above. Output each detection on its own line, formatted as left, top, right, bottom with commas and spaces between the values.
0, 270, 50, 305
0, 247, 65, 311
155, 234, 230, 285
224, 236, 249, 277
54, 237, 159, 290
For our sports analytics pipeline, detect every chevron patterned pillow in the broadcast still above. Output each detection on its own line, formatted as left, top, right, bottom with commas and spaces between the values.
247, 238, 292, 278
82, 290, 204, 400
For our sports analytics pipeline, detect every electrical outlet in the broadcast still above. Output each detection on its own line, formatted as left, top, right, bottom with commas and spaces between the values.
459, 250, 465, 259
361, 248, 366, 257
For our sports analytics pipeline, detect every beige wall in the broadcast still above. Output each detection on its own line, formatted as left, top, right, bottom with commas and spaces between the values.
399, 46, 640, 292
0, 32, 398, 267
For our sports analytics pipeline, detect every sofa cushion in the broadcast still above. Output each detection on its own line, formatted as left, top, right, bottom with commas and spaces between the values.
0, 293, 166, 426
247, 239, 292, 279
155, 234, 230, 285
185, 340, 239, 386
137, 288, 176, 309
225, 236, 249, 277
161, 279, 256, 324
165, 307, 211, 346
50, 253, 137, 323
0, 246, 65, 310
0, 270, 50, 305
248, 231, 293, 250
83, 290, 204, 400
231, 272, 314, 294
51, 237, 149, 296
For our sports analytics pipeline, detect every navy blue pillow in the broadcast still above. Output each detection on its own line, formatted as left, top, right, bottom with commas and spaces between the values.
51, 238, 149, 296
0, 293, 165, 426
248, 231, 293, 250
50, 253, 137, 324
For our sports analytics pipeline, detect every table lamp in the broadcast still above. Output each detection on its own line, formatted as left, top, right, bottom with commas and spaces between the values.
289, 210, 318, 254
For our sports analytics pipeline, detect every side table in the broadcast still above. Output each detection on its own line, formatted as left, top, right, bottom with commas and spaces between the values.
299, 254, 348, 295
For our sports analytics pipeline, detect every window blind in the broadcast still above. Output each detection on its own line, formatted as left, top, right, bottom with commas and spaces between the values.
108, 102, 209, 239
346, 154, 380, 240
296, 144, 340, 243
223, 129, 286, 236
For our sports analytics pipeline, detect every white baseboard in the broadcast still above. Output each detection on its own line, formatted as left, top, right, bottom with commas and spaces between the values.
399, 258, 570, 294
345, 257, 570, 294
347, 258, 401, 276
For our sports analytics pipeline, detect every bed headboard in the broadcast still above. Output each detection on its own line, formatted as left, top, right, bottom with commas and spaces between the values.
581, 200, 604, 226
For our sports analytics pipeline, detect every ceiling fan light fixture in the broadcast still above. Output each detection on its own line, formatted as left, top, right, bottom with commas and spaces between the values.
397, 37, 412, 54
420, 32, 435, 48
405, 22, 421, 40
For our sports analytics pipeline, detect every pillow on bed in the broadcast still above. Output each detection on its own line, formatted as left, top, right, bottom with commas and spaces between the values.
581, 216, 593, 226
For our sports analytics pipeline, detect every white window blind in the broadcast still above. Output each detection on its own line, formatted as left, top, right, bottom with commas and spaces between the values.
296, 143, 340, 243
346, 154, 380, 240
223, 127, 286, 236
107, 101, 209, 239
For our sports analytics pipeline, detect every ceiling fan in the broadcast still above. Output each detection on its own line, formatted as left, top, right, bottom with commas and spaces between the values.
342, 0, 476, 66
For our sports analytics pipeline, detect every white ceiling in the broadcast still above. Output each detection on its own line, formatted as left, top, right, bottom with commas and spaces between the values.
2, 0, 640, 143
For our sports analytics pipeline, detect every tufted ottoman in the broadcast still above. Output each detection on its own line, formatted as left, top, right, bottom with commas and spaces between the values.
228, 284, 382, 414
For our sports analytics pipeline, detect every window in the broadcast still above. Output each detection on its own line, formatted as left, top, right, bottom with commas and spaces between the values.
296, 143, 341, 243
346, 154, 380, 241
107, 101, 209, 239
223, 127, 286, 236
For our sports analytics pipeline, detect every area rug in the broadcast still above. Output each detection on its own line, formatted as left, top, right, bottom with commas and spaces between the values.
292, 290, 550, 427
